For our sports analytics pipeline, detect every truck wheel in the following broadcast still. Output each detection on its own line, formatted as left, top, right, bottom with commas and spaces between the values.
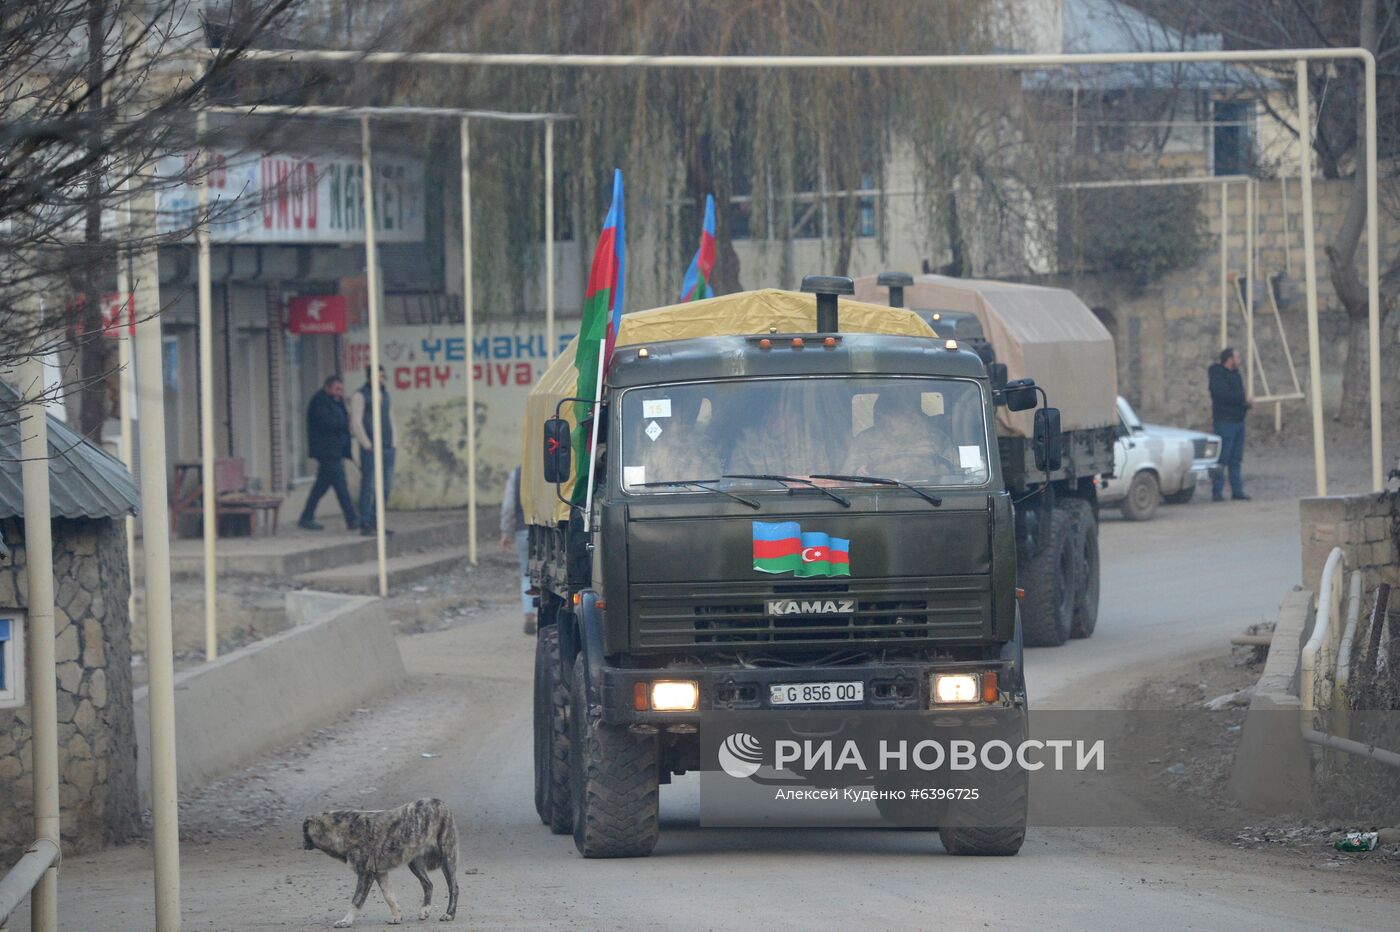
1067, 500, 1099, 639
938, 768, 1028, 856
537, 626, 572, 834
1020, 505, 1076, 647
570, 654, 660, 858
939, 714, 1028, 856
1120, 471, 1160, 521
533, 631, 550, 823
1163, 484, 1196, 505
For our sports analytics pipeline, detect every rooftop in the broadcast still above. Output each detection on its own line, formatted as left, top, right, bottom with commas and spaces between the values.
0, 380, 141, 522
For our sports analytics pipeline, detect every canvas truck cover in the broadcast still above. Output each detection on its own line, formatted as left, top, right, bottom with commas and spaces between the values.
522, 288, 937, 526
852, 274, 1117, 438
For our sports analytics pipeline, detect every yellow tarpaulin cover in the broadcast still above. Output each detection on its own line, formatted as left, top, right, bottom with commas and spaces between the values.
522, 288, 937, 525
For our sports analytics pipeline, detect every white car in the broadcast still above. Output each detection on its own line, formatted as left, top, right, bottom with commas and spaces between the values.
1097, 396, 1221, 521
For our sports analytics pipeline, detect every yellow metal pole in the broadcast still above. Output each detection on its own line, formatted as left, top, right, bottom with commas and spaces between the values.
1244, 178, 1255, 400
116, 255, 136, 627
19, 356, 60, 932
460, 117, 478, 566
361, 115, 388, 597
1296, 60, 1328, 497
544, 120, 555, 365
1363, 53, 1383, 491
1219, 181, 1228, 348
133, 231, 182, 931
196, 111, 218, 661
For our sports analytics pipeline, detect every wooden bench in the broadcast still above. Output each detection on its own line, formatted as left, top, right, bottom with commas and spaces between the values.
170, 458, 284, 537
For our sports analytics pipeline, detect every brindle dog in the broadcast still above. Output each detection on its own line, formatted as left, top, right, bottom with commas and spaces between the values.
303, 797, 460, 926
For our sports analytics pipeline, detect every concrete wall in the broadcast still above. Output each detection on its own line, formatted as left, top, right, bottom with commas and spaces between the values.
1229, 587, 1317, 811
133, 593, 404, 806
1299, 492, 1400, 594
0, 518, 137, 861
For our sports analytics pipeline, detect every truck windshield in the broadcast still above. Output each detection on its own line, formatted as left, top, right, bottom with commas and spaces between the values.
619, 377, 990, 493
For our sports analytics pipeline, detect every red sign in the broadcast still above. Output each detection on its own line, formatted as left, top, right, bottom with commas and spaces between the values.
101, 293, 134, 338
288, 295, 347, 334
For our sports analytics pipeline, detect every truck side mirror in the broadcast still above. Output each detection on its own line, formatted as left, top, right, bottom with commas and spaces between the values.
1004, 378, 1038, 412
543, 418, 571, 484
988, 362, 1008, 394
1033, 407, 1063, 473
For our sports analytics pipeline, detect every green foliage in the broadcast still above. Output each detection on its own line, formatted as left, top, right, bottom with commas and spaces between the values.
1062, 184, 1208, 288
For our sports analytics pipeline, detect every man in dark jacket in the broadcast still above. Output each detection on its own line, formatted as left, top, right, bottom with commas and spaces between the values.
1208, 347, 1251, 502
297, 375, 359, 531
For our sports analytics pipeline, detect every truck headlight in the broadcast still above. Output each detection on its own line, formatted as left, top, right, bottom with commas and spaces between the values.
1204, 440, 1220, 459
932, 673, 981, 704
649, 680, 700, 711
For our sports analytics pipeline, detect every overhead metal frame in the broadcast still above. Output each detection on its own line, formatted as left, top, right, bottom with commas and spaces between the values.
199, 45, 1386, 493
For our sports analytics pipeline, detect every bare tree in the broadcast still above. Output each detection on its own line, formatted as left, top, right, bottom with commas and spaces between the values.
1132, 0, 1400, 425
0, 0, 296, 432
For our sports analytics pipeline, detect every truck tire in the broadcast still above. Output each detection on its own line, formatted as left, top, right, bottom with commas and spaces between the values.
1120, 471, 1160, 521
1020, 505, 1076, 647
543, 627, 573, 835
533, 632, 551, 823
1066, 500, 1099, 639
570, 654, 660, 858
937, 767, 1028, 856
1163, 484, 1196, 505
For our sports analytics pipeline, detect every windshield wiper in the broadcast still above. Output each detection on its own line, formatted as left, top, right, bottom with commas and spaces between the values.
810, 474, 943, 508
723, 474, 851, 508
637, 478, 761, 510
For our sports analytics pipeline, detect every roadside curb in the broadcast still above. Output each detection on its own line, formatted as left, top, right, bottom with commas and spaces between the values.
133, 591, 405, 807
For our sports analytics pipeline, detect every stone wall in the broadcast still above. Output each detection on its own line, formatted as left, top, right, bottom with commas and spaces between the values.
1057, 178, 1400, 432
1298, 492, 1400, 594
0, 517, 137, 861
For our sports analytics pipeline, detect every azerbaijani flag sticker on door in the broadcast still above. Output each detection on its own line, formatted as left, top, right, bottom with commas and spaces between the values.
752, 521, 851, 577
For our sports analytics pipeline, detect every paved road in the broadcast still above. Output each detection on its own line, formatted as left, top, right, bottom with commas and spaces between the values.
21, 499, 1400, 929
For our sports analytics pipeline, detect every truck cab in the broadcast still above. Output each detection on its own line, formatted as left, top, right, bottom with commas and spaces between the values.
526, 279, 1062, 859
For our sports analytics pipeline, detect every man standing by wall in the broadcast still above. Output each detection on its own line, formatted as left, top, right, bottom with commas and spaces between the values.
297, 375, 359, 531
1208, 347, 1251, 502
350, 365, 398, 536
500, 464, 535, 634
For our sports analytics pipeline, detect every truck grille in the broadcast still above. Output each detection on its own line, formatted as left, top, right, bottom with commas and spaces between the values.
1192, 437, 1209, 458
631, 577, 991, 650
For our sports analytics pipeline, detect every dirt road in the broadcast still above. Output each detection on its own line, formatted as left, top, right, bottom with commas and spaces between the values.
18, 497, 1400, 929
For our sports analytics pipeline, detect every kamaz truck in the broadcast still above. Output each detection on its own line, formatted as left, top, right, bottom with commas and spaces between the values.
524, 276, 1116, 859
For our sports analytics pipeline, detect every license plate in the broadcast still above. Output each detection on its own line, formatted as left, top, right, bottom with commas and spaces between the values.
769, 681, 864, 705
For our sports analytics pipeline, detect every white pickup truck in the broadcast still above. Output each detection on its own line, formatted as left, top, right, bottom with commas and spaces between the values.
1098, 396, 1221, 520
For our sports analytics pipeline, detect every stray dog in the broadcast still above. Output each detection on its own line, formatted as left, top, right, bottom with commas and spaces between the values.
303, 797, 460, 926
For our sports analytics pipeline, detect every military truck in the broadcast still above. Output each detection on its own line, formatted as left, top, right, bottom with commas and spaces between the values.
523, 277, 1112, 860
853, 273, 1118, 649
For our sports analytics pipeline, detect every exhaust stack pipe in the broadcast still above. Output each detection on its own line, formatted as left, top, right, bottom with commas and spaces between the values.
800, 275, 854, 333
877, 271, 913, 308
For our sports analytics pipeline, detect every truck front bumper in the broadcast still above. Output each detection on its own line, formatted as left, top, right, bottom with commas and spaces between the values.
599, 658, 1018, 726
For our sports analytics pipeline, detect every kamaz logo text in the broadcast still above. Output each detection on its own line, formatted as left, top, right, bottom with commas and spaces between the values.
765, 599, 856, 616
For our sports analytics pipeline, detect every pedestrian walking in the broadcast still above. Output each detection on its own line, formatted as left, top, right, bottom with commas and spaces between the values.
500, 465, 535, 634
297, 375, 359, 531
350, 365, 398, 536
1208, 347, 1251, 502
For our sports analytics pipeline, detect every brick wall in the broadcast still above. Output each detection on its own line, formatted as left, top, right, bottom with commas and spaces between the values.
1058, 178, 1400, 431
1299, 492, 1400, 594
0, 517, 138, 861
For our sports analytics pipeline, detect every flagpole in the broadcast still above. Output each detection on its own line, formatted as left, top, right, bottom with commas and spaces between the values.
581, 337, 607, 532
544, 119, 555, 364
460, 116, 477, 565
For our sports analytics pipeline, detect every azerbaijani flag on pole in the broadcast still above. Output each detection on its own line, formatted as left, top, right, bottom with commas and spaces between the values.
679, 193, 716, 302
571, 169, 627, 506
752, 521, 851, 577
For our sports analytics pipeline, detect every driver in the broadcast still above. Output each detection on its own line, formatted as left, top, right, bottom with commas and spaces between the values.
845, 386, 955, 479
641, 392, 721, 484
